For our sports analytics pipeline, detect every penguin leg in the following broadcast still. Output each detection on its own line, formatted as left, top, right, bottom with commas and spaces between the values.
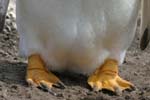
26, 54, 65, 93
88, 59, 134, 93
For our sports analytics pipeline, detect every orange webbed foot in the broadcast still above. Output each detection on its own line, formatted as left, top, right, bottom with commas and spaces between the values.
88, 59, 134, 94
26, 54, 65, 95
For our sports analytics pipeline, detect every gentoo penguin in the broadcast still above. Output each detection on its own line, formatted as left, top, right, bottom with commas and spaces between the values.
140, 0, 150, 50
16, 0, 149, 93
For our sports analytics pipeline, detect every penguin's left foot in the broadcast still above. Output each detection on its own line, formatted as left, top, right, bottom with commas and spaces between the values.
88, 59, 134, 94
26, 54, 65, 96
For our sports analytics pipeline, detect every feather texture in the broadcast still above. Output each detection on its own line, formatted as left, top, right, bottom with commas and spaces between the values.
16, 0, 140, 74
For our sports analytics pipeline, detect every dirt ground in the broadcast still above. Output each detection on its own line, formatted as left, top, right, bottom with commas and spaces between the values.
0, 0, 149, 100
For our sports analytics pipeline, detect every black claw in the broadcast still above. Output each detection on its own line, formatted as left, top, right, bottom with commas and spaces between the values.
39, 83, 57, 96
39, 83, 49, 91
131, 85, 136, 90
48, 88, 57, 96
127, 85, 136, 92
53, 81, 66, 89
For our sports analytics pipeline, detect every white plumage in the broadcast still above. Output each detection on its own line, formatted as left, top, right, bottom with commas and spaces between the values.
16, 0, 141, 74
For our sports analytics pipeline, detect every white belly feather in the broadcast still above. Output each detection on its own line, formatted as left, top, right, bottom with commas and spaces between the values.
16, 0, 140, 74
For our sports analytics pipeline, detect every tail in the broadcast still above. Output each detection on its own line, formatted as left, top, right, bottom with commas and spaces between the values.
140, 0, 150, 50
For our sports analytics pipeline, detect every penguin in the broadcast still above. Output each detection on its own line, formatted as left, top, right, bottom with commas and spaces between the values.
16, 0, 149, 93
140, 0, 150, 50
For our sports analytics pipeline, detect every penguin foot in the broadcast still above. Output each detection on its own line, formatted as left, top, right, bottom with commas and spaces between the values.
88, 59, 134, 93
26, 54, 65, 95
